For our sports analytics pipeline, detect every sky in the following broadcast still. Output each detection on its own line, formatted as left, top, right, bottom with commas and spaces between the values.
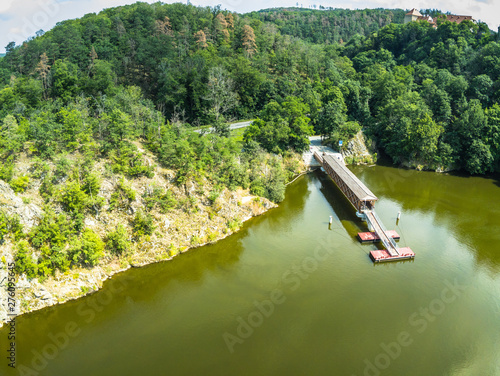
1, 0, 499, 54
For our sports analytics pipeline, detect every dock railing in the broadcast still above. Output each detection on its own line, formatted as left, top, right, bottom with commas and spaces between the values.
365, 210, 399, 256
371, 211, 398, 250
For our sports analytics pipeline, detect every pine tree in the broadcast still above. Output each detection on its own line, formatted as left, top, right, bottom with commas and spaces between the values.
215, 13, 230, 42
155, 16, 174, 37
35, 53, 51, 99
242, 25, 257, 58
194, 30, 208, 49
88, 46, 98, 76
226, 13, 235, 29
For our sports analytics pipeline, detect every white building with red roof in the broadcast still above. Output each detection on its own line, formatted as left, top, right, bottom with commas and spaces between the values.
404, 8, 474, 28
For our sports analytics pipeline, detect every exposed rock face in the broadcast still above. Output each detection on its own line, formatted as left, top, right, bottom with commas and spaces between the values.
0, 184, 279, 328
0, 180, 42, 230
341, 131, 375, 164
0, 152, 304, 328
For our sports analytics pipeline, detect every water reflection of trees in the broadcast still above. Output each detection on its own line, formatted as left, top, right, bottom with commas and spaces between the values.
260, 173, 311, 233
118, 234, 248, 303
353, 165, 500, 271
0, 232, 248, 351
6, 175, 315, 343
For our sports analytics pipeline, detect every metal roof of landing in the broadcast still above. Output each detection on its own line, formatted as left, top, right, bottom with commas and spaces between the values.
322, 154, 378, 202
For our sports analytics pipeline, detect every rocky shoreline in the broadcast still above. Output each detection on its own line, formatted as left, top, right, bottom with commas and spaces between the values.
0, 185, 278, 328
0, 151, 306, 328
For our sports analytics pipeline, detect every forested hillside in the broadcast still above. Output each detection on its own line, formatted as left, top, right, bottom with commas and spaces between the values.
0, 2, 314, 280
247, 8, 405, 44
1, 3, 499, 175
343, 19, 500, 173
0, 2, 500, 282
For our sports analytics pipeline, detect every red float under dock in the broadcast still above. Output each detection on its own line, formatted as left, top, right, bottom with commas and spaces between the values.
357, 230, 400, 243
370, 247, 415, 263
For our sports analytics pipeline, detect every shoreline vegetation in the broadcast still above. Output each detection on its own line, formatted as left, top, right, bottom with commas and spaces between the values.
1, 3, 499, 324
0, 146, 307, 327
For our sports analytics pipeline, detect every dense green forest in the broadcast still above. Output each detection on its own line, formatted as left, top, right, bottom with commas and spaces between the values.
1, 3, 499, 174
344, 19, 500, 173
1, 3, 500, 277
247, 7, 405, 44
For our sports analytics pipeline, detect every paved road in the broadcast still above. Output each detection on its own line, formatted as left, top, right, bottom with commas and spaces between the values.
229, 120, 253, 130
304, 136, 342, 167
194, 120, 254, 134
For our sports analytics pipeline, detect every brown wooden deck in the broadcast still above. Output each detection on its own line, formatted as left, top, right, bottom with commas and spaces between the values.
314, 151, 377, 212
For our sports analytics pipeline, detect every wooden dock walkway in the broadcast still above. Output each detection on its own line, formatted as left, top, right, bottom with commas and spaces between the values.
365, 211, 399, 257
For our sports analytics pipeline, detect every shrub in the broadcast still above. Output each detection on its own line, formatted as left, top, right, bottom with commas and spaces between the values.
29, 209, 73, 277
39, 173, 55, 200
190, 234, 201, 245
109, 178, 136, 211
0, 157, 14, 182
340, 121, 362, 140
106, 224, 130, 255
30, 209, 73, 251
68, 228, 104, 267
36, 255, 54, 279
227, 218, 242, 232
132, 211, 155, 238
284, 154, 300, 181
0, 212, 9, 244
30, 158, 50, 179
8, 215, 24, 241
250, 178, 266, 197
344, 156, 355, 165
207, 232, 218, 242
265, 164, 286, 203
54, 156, 72, 181
261, 162, 285, 203
81, 172, 104, 214
72, 212, 85, 233
37, 244, 71, 278
329, 121, 362, 151
128, 163, 155, 179
10, 175, 30, 193
0, 211, 24, 243
208, 186, 222, 203
14, 240, 37, 279
109, 143, 155, 178
82, 172, 101, 196
142, 186, 177, 213
60, 181, 89, 214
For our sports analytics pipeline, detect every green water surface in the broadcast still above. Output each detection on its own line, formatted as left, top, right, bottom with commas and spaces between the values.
1, 166, 499, 376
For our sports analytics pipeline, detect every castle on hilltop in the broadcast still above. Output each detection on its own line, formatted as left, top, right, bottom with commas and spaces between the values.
404, 9, 474, 28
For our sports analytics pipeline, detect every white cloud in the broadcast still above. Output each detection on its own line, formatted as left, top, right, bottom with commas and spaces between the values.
0, 0, 15, 13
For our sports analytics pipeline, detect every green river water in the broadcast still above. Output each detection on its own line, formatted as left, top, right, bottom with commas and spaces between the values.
1, 165, 500, 376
